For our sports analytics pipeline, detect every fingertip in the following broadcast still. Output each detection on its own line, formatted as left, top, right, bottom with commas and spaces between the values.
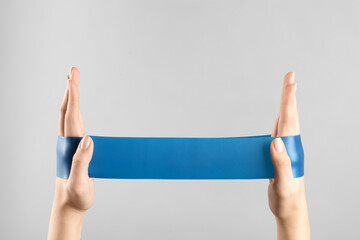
69, 67, 80, 85
87, 136, 94, 151
271, 137, 289, 157
289, 71, 295, 79
271, 137, 284, 153
270, 138, 292, 179
80, 135, 94, 158
283, 72, 295, 85
270, 138, 276, 155
80, 135, 90, 149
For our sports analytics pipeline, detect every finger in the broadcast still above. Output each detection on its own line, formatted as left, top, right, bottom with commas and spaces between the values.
278, 83, 297, 136
281, 72, 295, 96
65, 67, 83, 136
294, 91, 301, 134
280, 72, 296, 118
69, 66, 80, 86
271, 113, 280, 137
65, 81, 82, 136
280, 83, 296, 124
69, 136, 94, 182
67, 71, 80, 117
79, 108, 85, 135
59, 87, 69, 136
71, 67, 85, 134
270, 138, 293, 184
280, 72, 295, 116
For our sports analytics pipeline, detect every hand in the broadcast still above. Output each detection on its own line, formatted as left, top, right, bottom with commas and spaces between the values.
48, 67, 94, 240
268, 72, 310, 240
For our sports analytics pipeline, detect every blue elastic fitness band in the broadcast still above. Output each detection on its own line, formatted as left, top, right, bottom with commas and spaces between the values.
56, 134, 304, 179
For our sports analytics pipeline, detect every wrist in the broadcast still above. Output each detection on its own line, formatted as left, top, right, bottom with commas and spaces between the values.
48, 180, 86, 240
52, 183, 86, 227
48, 199, 85, 240
52, 200, 85, 222
275, 205, 310, 240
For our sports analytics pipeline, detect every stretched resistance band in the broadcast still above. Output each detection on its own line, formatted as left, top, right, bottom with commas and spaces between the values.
57, 134, 304, 179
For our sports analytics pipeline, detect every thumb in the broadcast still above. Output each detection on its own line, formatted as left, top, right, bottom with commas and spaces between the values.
69, 135, 94, 181
270, 138, 293, 183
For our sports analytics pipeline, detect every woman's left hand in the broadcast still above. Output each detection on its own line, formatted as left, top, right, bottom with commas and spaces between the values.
48, 67, 94, 240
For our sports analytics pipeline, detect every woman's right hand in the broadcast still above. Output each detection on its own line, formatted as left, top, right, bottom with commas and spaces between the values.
268, 72, 310, 240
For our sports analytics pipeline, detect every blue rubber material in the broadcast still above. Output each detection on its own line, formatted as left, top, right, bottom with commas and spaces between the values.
56, 134, 304, 179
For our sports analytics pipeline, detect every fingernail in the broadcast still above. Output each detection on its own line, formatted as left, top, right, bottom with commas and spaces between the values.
81, 135, 91, 149
291, 72, 295, 83
274, 138, 283, 153
68, 67, 73, 80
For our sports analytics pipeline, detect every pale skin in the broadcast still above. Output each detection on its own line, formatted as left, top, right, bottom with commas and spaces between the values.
48, 68, 310, 239
269, 72, 311, 239
48, 68, 94, 240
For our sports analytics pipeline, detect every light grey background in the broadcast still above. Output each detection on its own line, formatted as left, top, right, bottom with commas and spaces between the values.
1, 0, 359, 239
